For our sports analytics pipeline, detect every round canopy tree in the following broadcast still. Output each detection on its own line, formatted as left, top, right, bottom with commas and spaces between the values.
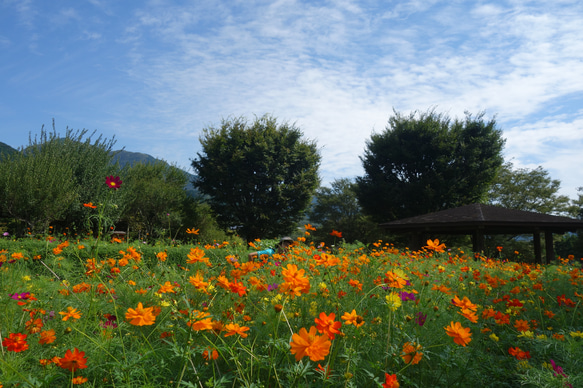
191, 115, 320, 241
356, 109, 505, 222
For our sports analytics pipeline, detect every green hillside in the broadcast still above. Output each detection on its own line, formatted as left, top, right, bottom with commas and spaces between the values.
111, 149, 162, 166
0, 141, 18, 159
112, 149, 198, 196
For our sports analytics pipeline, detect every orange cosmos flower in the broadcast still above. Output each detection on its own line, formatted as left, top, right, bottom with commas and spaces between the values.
188, 317, 213, 331
186, 247, 210, 265
59, 348, 88, 372
224, 323, 250, 338
156, 251, 168, 262
25, 318, 44, 334
341, 309, 365, 328
125, 302, 156, 326
280, 264, 311, 297
431, 284, 452, 294
348, 279, 363, 292
229, 280, 247, 297
458, 309, 479, 323
186, 228, 200, 235
329, 230, 342, 238
2, 332, 29, 352
314, 312, 342, 340
202, 347, 219, 360
157, 281, 176, 294
83, 202, 97, 209
316, 363, 331, 379
553, 333, 565, 341
382, 373, 400, 388
189, 272, 209, 291
401, 342, 423, 365
425, 238, 446, 252
451, 295, 477, 311
385, 270, 407, 289
444, 321, 472, 346
514, 319, 530, 332
290, 326, 331, 362
304, 223, 316, 231
508, 347, 531, 360
72, 376, 88, 385
39, 329, 56, 345
59, 307, 82, 321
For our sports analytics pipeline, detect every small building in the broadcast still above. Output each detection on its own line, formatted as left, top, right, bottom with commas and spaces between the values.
379, 203, 583, 263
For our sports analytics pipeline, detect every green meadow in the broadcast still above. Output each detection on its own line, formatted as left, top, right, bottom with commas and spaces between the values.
1, 233, 581, 388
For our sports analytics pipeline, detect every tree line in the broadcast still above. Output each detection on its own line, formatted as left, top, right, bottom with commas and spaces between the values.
1, 111, 582, 257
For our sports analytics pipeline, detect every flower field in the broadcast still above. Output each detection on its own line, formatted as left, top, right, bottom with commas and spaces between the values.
1, 234, 582, 387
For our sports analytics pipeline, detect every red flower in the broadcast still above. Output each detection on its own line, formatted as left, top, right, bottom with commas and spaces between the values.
72, 376, 88, 385
59, 348, 88, 372
2, 332, 29, 352
314, 312, 342, 340
508, 347, 531, 360
382, 373, 400, 388
329, 230, 342, 238
105, 176, 122, 190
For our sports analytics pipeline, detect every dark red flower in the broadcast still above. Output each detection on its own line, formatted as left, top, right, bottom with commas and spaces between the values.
105, 176, 122, 190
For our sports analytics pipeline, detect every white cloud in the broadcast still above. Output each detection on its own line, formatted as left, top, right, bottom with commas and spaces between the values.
3, 0, 583, 200
106, 0, 582, 194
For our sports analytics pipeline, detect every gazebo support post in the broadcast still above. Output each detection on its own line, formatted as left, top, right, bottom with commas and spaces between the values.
545, 231, 554, 264
408, 231, 425, 251
533, 231, 542, 264
472, 229, 485, 256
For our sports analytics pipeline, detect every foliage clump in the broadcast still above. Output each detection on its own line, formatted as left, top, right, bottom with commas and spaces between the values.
192, 114, 321, 241
356, 109, 505, 222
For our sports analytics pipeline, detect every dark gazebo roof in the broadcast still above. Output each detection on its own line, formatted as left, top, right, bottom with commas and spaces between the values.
379, 203, 583, 263
380, 203, 583, 234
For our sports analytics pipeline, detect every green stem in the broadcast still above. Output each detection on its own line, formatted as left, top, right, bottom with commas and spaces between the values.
70, 325, 120, 363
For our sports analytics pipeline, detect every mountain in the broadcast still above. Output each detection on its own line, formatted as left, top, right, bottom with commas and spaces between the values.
111, 149, 199, 197
0, 141, 18, 159
111, 149, 164, 166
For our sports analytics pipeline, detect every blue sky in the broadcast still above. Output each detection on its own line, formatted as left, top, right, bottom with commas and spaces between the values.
2, 0, 583, 199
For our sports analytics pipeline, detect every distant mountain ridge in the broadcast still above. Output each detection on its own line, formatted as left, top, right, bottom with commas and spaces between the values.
111, 149, 165, 166
112, 149, 199, 196
0, 141, 198, 196
0, 141, 18, 158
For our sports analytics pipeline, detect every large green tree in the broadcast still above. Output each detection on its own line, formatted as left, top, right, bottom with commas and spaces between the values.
309, 178, 380, 244
487, 162, 574, 216
121, 161, 188, 239
356, 110, 505, 222
0, 125, 118, 234
191, 115, 320, 241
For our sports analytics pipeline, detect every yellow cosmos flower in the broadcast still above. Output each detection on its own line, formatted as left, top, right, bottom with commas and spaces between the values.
386, 293, 402, 311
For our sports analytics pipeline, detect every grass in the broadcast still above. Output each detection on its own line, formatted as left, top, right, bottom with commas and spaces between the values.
0, 234, 581, 387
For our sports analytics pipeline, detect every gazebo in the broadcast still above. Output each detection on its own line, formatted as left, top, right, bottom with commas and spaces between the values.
379, 203, 583, 263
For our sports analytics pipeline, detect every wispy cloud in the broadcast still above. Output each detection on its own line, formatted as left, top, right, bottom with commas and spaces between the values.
2, 0, 583, 197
